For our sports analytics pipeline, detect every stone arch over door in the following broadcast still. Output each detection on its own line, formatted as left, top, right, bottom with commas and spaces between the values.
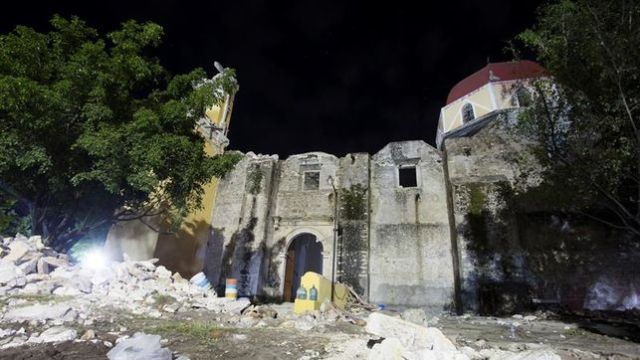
277, 227, 332, 301
282, 233, 323, 301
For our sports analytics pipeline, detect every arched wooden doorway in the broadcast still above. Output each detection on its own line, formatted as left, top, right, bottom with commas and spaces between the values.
283, 233, 323, 302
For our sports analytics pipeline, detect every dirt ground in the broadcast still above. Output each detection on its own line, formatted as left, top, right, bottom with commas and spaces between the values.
1, 304, 640, 360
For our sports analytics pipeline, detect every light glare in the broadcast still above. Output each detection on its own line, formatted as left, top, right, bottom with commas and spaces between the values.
82, 248, 107, 270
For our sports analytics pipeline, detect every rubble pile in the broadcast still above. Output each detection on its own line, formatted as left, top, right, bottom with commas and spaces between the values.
0, 234, 249, 319
0, 234, 631, 359
365, 313, 562, 360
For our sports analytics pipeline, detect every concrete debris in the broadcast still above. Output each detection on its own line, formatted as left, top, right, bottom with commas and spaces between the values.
0, 234, 252, 321
369, 338, 405, 360
0, 234, 625, 359
242, 305, 278, 319
80, 329, 96, 340
107, 332, 172, 360
4, 241, 32, 263
363, 319, 562, 360
366, 313, 456, 352
0, 335, 27, 349
401, 308, 428, 326
478, 348, 561, 360
4, 303, 72, 322
0, 328, 16, 338
366, 313, 485, 360
0, 261, 25, 288
27, 326, 77, 344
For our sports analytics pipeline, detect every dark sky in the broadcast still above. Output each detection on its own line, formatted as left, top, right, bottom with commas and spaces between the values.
1, 0, 544, 156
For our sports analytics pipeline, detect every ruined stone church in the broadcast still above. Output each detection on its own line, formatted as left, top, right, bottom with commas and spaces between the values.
203, 60, 553, 312
108, 60, 638, 313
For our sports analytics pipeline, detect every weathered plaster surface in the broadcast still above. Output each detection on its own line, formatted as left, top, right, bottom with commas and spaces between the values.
205, 142, 455, 309
369, 141, 454, 310
444, 111, 640, 314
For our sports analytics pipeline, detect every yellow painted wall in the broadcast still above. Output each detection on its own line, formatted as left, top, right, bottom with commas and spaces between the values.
438, 79, 536, 138
153, 99, 232, 277
153, 140, 222, 277
441, 85, 495, 132
206, 107, 222, 126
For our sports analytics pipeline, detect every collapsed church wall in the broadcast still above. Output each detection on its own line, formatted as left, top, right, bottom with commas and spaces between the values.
369, 141, 454, 310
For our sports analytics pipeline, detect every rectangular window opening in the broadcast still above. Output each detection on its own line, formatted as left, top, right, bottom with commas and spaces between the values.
303, 171, 320, 190
399, 166, 418, 188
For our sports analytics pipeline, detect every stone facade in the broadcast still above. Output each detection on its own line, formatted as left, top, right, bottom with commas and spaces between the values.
203, 107, 640, 313
369, 142, 453, 310
204, 141, 456, 310
443, 110, 640, 314
442, 110, 543, 313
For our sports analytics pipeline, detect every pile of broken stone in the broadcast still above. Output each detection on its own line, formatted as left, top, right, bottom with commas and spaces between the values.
0, 234, 247, 355
0, 234, 564, 359
0, 234, 249, 314
365, 312, 560, 360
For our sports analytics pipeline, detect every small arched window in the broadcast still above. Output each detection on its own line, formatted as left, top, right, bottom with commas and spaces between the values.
462, 103, 475, 124
515, 86, 532, 107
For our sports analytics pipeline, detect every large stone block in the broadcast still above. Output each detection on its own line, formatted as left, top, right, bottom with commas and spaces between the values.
366, 313, 456, 352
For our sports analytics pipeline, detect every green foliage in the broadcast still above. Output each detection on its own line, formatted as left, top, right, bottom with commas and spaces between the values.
0, 15, 240, 250
0, 195, 30, 235
515, 0, 640, 236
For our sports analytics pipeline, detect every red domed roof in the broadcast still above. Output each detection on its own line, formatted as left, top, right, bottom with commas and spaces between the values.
446, 60, 546, 104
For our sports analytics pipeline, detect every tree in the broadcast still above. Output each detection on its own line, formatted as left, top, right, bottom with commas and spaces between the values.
0, 16, 240, 250
515, 0, 640, 238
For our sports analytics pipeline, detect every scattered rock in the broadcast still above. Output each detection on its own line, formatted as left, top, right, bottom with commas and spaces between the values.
28, 326, 77, 343
0, 234, 258, 323
18, 257, 39, 275
4, 303, 72, 322
154, 266, 172, 279
242, 305, 278, 319
232, 334, 248, 341
366, 313, 456, 352
369, 338, 405, 360
0, 335, 27, 349
401, 308, 428, 325
478, 348, 561, 360
81, 329, 96, 340
0, 261, 25, 288
4, 241, 32, 263
0, 328, 16, 338
107, 332, 172, 360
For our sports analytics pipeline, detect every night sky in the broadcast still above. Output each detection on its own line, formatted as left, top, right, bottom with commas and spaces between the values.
1, 1, 544, 156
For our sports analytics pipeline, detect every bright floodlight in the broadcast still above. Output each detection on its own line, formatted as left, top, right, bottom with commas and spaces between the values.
81, 248, 107, 270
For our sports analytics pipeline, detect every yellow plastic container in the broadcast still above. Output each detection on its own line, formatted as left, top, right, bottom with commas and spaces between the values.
293, 272, 348, 314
